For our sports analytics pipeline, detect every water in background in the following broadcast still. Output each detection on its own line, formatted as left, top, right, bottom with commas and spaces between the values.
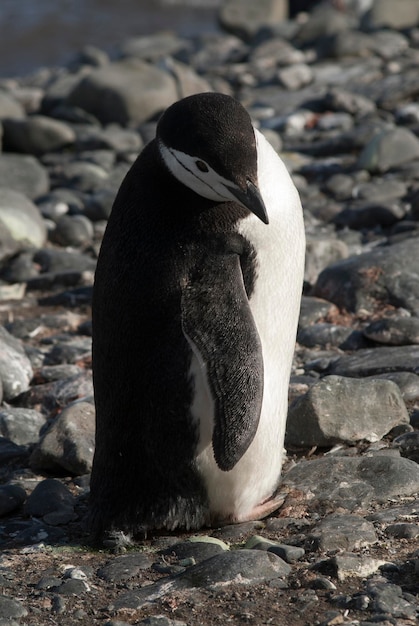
0, 0, 221, 78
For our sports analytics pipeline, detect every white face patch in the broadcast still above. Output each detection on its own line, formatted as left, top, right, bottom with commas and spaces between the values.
158, 139, 243, 205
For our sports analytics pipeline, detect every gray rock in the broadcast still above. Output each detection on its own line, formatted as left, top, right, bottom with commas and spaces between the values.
305, 238, 348, 285
363, 316, 419, 345
0, 484, 26, 517
50, 159, 109, 192
334, 201, 406, 230
0, 596, 28, 619
97, 553, 154, 582
120, 33, 190, 62
328, 345, 419, 377
75, 124, 143, 153
49, 214, 94, 247
357, 127, 419, 173
286, 375, 409, 447
324, 88, 376, 117
0, 154, 49, 199
393, 431, 419, 463
0, 188, 47, 248
313, 237, 419, 315
353, 179, 407, 202
309, 514, 377, 552
33, 248, 96, 274
297, 323, 354, 348
161, 538, 228, 565
112, 550, 290, 611
24, 478, 75, 524
298, 296, 339, 328
245, 536, 305, 563
278, 64, 313, 91
67, 59, 178, 126
363, 371, 419, 401
0, 91, 25, 119
331, 553, 387, 582
219, 0, 288, 40
0, 408, 45, 446
30, 401, 95, 475
3, 115, 75, 155
282, 456, 419, 506
0, 326, 33, 401
366, 0, 419, 29
386, 522, 419, 539
367, 580, 417, 619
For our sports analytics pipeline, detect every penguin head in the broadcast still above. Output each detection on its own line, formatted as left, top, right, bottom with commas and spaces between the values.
157, 93, 269, 225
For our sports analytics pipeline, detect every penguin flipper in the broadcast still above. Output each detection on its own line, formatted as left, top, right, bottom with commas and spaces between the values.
181, 253, 263, 472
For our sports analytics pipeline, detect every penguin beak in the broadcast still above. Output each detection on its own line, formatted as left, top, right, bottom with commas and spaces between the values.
228, 180, 269, 225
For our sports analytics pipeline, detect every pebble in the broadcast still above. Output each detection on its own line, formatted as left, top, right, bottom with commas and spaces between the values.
0, 2, 418, 625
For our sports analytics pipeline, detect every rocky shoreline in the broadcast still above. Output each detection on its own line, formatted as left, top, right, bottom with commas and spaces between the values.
0, 1, 419, 624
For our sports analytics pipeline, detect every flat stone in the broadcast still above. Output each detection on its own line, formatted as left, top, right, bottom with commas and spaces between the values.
282, 456, 419, 507
328, 345, 419, 377
363, 316, 419, 345
297, 323, 353, 348
97, 553, 153, 582
30, 401, 95, 475
309, 514, 377, 552
286, 375, 409, 447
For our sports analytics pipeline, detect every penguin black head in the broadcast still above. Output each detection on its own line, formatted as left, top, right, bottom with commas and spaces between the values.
157, 92, 269, 224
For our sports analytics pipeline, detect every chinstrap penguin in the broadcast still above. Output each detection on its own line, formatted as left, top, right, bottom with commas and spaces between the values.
89, 92, 305, 541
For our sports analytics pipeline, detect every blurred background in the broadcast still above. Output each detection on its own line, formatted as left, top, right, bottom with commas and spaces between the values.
0, 0, 224, 77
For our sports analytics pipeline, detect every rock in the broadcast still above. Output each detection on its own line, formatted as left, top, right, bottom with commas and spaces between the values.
0, 326, 33, 401
366, 580, 417, 619
161, 538, 228, 564
120, 33, 190, 63
328, 345, 419, 377
363, 316, 419, 345
334, 201, 406, 230
282, 456, 419, 507
0, 408, 45, 446
219, 0, 288, 40
357, 127, 419, 173
286, 376, 409, 447
67, 59, 178, 126
3, 115, 75, 155
364, 371, 419, 401
0, 485, 26, 517
0, 596, 28, 619
97, 553, 154, 582
366, 0, 419, 30
332, 554, 387, 581
313, 237, 419, 315
49, 214, 94, 247
386, 522, 419, 539
278, 64, 313, 91
0, 91, 25, 119
30, 401, 95, 475
24, 478, 75, 525
0, 188, 47, 248
298, 296, 339, 328
305, 239, 348, 285
309, 514, 377, 552
393, 431, 419, 463
0, 154, 49, 199
245, 536, 305, 563
297, 323, 354, 348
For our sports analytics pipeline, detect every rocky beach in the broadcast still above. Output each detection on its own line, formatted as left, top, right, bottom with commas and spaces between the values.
0, 0, 419, 624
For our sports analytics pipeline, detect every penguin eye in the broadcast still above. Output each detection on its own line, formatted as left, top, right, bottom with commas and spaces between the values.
195, 160, 209, 173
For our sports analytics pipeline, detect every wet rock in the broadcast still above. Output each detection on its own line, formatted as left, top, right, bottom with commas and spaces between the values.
0, 188, 47, 248
0, 154, 49, 199
286, 375, 409, 447
67, 59, 178, 126
0, 326, 33, 401
30, 401, 95, 475
0, 408, 45, 446
3, 115, 75, 155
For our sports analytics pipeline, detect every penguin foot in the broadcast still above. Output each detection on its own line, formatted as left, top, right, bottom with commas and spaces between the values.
235, 491, 287, 523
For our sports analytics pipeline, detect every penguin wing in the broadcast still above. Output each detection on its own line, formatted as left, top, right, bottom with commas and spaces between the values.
181, 253, 263, 472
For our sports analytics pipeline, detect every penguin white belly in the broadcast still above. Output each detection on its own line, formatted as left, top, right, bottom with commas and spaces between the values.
193, 129, 305, 522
